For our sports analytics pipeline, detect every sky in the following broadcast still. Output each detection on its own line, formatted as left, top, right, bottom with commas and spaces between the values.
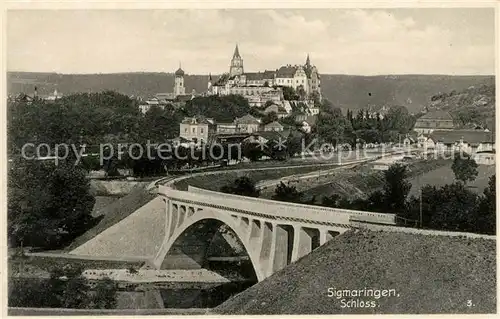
7, 8, 496, 75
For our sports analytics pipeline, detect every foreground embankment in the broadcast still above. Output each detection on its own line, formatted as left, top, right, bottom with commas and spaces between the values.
214, 229, 496, 314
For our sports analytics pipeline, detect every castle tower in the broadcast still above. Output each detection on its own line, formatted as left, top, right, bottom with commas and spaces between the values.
229, 44, 244, 77
174, 62, 186, 97
305, 54, 311, 69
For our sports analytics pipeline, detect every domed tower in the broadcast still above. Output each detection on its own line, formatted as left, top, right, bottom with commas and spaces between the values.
174, 62, 186, 97
229, 44, 244, 77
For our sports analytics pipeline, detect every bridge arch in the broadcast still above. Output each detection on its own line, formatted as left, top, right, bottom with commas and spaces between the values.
153, 207, 266, 281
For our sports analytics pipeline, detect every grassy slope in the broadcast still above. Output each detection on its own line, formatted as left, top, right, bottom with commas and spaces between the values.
173, 164, 343, 191
303, 159, 451, 201
214, 229, 496, 314
65, 183, 156, 251
92, 196, 120, 217
8, 72, 493, 113
408, 164, 495, 197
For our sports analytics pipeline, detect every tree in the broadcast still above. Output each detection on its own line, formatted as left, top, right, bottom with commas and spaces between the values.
272, 182, 304, 203
282, 86, 299, 101
90, 277, 118, 309
383, 163, 411, 214
384, 105, 415, 135
139, 104, 181, 142
311, 91, 321, 106
184, 95, 251, 122
403, 182, 483, 233
47, 265, 90, 308
261, 111, 279, 125
285, 130, 304, 157
321, 194, 342, 208
220, 177, 260, 197
296, 85, 307, 101
476, 175, 496, 234
242, 142, 265, 162
266, 139, 288, 161
8, 160, 96, 249
428, 182, 479, 232
8, 91, 143, 154
316, 103, 349, 147
451, 152, 479, 184
9, 277, 54, 307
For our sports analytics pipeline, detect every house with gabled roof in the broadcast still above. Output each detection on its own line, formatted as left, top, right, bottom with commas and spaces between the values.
414, 110, 454, 134
427, 129, 494, 154
179, 115, 215, 145
235, 114, 261, 133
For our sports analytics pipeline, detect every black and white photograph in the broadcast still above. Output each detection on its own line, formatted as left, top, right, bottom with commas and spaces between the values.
5, 4, 497, 315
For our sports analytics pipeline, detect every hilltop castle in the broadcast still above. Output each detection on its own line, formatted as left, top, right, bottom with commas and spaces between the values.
208, 44, 322, 105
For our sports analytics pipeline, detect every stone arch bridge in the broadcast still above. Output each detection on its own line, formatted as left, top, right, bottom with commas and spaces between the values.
153, 184, 396, 281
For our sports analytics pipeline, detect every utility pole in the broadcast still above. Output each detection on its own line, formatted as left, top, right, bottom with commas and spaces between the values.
419, 186, 423, 228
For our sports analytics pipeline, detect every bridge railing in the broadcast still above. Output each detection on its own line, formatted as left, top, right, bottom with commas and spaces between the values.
159, 185, 353, 225
183, 186, 396, 225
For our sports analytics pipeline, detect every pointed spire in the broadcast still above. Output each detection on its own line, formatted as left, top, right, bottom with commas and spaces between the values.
306, 54, 311, 67
209, 73, 212, 81
233, 44, 241, 59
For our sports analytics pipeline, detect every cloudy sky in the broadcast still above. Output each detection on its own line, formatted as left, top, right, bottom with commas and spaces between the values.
7, 8, 495, 75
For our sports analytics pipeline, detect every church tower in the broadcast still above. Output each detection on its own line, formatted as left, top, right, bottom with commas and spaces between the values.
207, 73, 213, 91
229, 44, 244, 77
305, 54, 311, 69
174, 62, 186, 97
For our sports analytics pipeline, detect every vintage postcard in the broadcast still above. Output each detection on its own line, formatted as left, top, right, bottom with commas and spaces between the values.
4, 2, 497, 316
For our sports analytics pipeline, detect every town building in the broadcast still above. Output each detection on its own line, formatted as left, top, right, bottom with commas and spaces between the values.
473, 150, 495, 165
246, 90, 283, 107
413, 110, 455, 134
43, 89, 64, 101
264, 121, 284, 132
179, 116, 215, 145
234, 114, 261, 133
263, 104, 289, 119
424, 129, 494, 154
216, 122, 238, 134
244, 130, 291, 146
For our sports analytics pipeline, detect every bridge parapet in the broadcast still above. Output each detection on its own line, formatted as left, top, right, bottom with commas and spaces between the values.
160, 185, 354, 226
186, 186, 396, 226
